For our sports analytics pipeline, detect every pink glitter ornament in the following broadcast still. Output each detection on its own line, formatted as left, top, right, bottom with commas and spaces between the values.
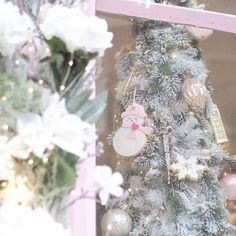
220, 173, 236, 200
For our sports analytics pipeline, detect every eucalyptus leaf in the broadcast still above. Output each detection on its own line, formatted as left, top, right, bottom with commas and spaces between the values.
77, 91, 108, 123
67, 89, 93, 113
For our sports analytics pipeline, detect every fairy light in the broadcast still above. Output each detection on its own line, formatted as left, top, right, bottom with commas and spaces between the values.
60, 85, 65, 91
2, 124, 8, 130
48, 144, 54, 150
68, 60, 74, 66
107, 224, 112, 231
128, 188, 132, 192
1, 181, 7, 188
15, 176, 33, 204
28, 88, 34, 94
45, 48, 50, 54
38, 79, 44, 85
28, 46, 35, 53
1, 96, 7, 101
70, 190, 76, 196
28, 159, 34, 165
101, 200, 107, 206
42, 157, 49, 164
7, 161, 14, 169
15, 59, 20, 65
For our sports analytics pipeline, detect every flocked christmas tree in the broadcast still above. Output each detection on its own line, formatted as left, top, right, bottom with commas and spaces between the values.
101, 0, 236, 235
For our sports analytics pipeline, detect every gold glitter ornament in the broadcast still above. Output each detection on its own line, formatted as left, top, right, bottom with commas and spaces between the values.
181, 77, 209, 109
210, 104, 228, 144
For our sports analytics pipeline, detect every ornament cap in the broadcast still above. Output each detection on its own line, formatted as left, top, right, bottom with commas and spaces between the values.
121, 103, 147, 118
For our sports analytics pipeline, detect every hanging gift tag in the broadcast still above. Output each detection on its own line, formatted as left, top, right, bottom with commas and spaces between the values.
113, 103, 153, 157
210, 104, 228, 144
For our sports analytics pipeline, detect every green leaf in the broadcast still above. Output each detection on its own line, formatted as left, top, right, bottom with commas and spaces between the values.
77, 91, 108, 123
46, 37, 68, 53
54, 154, 76, 188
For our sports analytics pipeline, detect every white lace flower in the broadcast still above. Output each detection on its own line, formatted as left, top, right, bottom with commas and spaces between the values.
90, 166, 123, 205
14, 93, 95, 159
0, 1, 35, 56
40, 5, 113, 56
0, 205, 69, 236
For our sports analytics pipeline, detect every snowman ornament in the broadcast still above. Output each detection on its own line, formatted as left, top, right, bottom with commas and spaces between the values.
113, 103, 153, 157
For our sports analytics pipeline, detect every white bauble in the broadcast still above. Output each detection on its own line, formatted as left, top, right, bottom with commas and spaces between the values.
113, 128, 146, 157
101, 209, 132, 236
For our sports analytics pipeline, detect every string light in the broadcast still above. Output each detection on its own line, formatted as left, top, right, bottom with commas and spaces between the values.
15, 59, 20, 65
42, 157, 49, 164
70, 190, 76, 196
38, 79, 44, 85
28, 46, 35, 53
28, 88, 34, 94
45, 48, 50, 54
101, 200, 107, 206
68, 60, 74, 66
15, 176, 33, 204
1, 181, 8, 188
28, 159, 34, 165
60, 85, 65, 91
7, 161, 14, 169
2, 124, 8, 130
1, 96, 7, 101
107, 224, 112, 231
48, 144, 54, 150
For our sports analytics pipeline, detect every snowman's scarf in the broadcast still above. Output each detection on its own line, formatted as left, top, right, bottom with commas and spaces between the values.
122, 122, 152, 140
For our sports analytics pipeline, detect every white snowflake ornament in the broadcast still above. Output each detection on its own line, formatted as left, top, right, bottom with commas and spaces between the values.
170, 154, 208, 181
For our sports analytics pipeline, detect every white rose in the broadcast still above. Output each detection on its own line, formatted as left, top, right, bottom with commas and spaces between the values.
40, 5, 113, 56
0, 1, 35, 56
0, 205, 69, 236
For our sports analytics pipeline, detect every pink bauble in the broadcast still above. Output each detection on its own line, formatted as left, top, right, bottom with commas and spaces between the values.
186, 26, 213, 41
220, 174, 236, 200
181, 77, 209, 109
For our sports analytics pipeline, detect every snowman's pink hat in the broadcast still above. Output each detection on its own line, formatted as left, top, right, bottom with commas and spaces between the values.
121, 103, 147, 118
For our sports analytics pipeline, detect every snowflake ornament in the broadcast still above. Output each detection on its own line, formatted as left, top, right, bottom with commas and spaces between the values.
170, 154, 208, 181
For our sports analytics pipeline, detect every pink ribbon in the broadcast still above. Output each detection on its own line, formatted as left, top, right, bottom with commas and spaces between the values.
122, 122, 152, 140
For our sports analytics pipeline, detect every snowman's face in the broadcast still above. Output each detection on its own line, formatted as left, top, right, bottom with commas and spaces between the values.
122, 115, 144, 126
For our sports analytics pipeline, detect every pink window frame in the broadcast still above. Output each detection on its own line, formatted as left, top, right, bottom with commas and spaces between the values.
72, 1, 236, 236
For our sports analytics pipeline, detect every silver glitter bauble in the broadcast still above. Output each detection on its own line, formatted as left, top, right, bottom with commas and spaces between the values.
101, 209, 132, 236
